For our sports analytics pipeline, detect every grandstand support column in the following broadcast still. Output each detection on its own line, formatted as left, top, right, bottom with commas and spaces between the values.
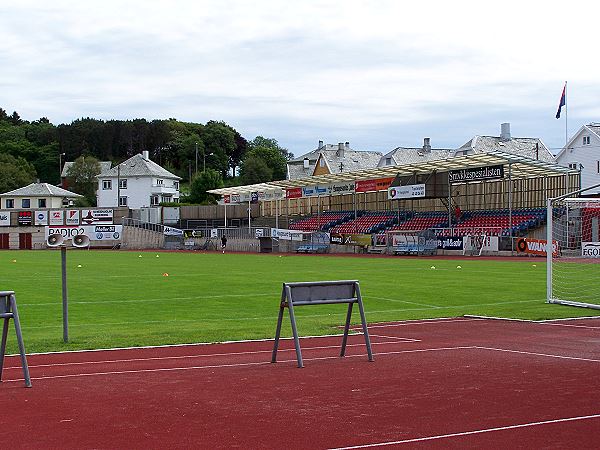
509, 162, 513, 255
224, 202, 227, 228
447, 176, 452, 229
248, 200, 251, 232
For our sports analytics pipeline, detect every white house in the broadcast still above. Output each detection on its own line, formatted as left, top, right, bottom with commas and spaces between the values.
0, 183, 83, 209
556, 123, 600, 195
97, 151, 181, 209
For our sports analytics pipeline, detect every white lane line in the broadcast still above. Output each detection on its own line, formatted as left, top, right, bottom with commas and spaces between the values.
2, 347, 473, 383
2, 339, 414, 370
475, 346, 600, 363
327, 414, 600, 449
367, 318, 481, 328
369, 334, 420, 342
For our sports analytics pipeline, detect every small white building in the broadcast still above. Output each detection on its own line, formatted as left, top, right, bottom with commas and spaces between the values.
97, 151, 181, 209
556, 123, 600, 195
0, 183, 83, 209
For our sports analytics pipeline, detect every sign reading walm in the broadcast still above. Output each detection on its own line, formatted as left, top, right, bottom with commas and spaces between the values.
449, 165, 504, 184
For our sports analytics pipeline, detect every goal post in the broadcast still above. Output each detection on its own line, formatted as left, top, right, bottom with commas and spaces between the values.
547, 183, 600, 309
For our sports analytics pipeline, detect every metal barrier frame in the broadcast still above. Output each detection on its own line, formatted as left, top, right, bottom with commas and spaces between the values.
0, 291, 32, 388
271, 280, 374, 368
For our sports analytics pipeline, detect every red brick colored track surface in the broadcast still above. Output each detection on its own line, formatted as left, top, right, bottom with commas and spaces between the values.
2, 317, 600, 449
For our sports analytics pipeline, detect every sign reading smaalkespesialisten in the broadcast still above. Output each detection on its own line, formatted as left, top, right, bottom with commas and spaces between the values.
449, 165, 504, 183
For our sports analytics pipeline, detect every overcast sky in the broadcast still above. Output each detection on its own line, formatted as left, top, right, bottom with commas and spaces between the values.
1, 1, 599, 156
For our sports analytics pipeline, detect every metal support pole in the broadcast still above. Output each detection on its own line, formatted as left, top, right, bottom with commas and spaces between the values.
508, 162, 513, 255
340, 302, 354, 357
61, 246, 69, 343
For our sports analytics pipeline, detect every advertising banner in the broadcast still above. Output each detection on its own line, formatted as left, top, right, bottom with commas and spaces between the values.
18, 211, 32, 225
271, 228, 304, 241
516, 238, 559, 256
582, 242, 600, 258
302, 185, 330, 197
449, 165, 504, 184
65, 210, 79, 225
355, 177, 394, 193
388, 184, 426, 200
437, 236, 463, 250
0, 211, 9, 227
330, 233, 371, 246
46, 225, 123, 241
286, 188, 303, 199
330, 182, 355, 195
163, 226, 184, 236
81, 209, 114, 225
34, 210, 48, 226
49, 210, 64, 225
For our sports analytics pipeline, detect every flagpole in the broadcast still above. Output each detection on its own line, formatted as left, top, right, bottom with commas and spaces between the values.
565, 81, 568, 146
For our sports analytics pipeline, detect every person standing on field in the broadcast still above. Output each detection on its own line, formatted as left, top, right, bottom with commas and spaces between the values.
221, 235, 227, 253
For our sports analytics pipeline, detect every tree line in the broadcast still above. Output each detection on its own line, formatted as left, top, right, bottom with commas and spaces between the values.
0, 108, 293, 204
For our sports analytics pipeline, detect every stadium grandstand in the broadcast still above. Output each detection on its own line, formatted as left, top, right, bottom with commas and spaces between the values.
208, 128, 580, 255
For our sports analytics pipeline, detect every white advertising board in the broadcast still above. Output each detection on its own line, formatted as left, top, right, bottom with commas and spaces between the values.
49, 210, 64, 225
65, 210, 79, 225
388, 184, 426, 200
34, 210, 48, 225
81, 209, 114, 225
45, 225, 123, 241
0, 211, 9, 227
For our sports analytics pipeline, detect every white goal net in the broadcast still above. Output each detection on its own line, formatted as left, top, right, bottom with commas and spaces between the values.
547, 193, 600, 309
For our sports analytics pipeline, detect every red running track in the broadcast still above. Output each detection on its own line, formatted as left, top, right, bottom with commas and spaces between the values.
2, 317, 600, 449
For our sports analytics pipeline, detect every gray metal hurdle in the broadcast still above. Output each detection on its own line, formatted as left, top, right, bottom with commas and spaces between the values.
271, 280, 374, 368
0, 291, 32, 388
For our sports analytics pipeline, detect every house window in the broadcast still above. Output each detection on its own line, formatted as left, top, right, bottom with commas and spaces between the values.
597, 161, 600, 174
6, 199, 14, 208
118, 196, 128, 207
385, 157, 392, 165
156, 179, 163, 185
319, 159, 325, 167
583, 136, 591, 145
38, 199, 46, 208
151, 195, 160, 206
119, 179, 127, 189
21, 199, 31, 208
174, 181, 179, 190
102, 180, 112, 190
568, 163, 579, 170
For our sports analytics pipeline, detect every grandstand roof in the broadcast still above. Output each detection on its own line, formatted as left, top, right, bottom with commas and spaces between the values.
209, 150, 577, 197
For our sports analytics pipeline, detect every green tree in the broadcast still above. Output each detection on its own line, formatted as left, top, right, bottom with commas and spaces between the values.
0, 153, 37, 193
189, 169, 223, 204
239, 155, 273, 184
201, 121, 236, 178
242, 136, 289, 181
66, 156, 101, 205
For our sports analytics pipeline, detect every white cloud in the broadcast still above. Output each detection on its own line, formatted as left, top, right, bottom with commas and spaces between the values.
1, 0, 598, 154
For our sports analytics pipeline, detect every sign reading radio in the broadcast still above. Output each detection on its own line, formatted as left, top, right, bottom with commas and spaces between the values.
449, 165, 504, 184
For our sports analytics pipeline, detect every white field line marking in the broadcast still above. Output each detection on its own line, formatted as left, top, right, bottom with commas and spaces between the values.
369, 297, 442, 308
367, 317, 469, 325
328, 414, 600, 449
474, 346, 600, 363
3, 339, 411, 371
21, 292, 273, 307
3, 347, 474, 383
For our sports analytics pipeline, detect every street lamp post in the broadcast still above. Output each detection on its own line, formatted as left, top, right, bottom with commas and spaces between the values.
203, 152, 214, 172
195, 142, 198, 176
59, 152, 65, 186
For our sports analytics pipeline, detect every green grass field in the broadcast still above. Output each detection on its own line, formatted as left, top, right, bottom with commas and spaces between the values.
1, 250, 597, 354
